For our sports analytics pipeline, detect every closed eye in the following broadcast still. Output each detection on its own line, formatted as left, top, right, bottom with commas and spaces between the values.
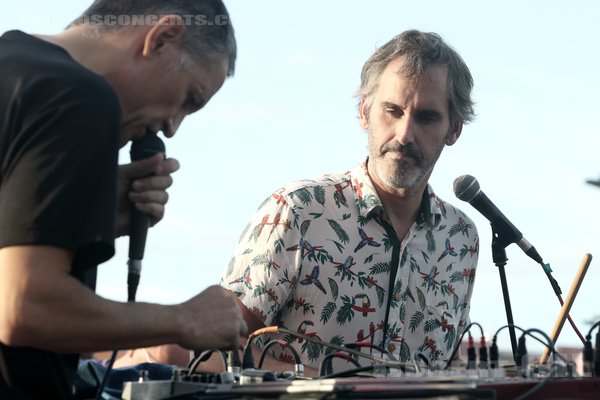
183, 92, 205, 113
415, 109, 443, 123
382, 102, 404, 118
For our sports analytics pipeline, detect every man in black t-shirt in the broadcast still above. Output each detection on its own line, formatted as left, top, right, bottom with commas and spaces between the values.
0, 1, 247, 398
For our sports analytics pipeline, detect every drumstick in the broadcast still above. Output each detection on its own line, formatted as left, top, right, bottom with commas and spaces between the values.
540, 253, 592, 364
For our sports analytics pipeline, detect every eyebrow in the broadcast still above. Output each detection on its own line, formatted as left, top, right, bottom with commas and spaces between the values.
380, 101, 443, 120
381, 101, 400, 110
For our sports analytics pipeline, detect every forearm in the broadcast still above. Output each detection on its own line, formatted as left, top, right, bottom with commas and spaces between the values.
6, 272, 185, 352
0, 245, 184, 353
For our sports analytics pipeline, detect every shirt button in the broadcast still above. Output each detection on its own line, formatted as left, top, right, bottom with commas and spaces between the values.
394, 292, 401, 301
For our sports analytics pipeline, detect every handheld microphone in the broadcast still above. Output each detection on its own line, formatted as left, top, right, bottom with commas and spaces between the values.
453, 174, 544, 264
127, 133, 165, 302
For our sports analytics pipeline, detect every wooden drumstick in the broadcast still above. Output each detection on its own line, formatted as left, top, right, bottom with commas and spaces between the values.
540, 253, 592, 364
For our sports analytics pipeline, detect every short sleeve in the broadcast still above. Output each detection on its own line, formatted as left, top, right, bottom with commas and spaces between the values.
221, 190, 304, 326
0, 72, 120, 267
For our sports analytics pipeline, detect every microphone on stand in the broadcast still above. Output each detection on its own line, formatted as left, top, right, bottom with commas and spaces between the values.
453, 174, 564, 298
453, 174, 544, 264
127, 133, 166, 302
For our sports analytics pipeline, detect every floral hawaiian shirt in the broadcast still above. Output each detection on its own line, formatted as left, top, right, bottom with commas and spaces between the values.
221, 160, 479, 371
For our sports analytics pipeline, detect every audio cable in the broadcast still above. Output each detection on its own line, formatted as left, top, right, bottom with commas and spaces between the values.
445, 321, 486, 370
583, 320, 600, 376
318, 342, 396, 377
257, 338, 303, 376
242, 326, 412, 375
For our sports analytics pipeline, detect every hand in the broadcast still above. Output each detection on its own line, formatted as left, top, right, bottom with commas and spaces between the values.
176, 285, 248, 351
116, 155, 180, 237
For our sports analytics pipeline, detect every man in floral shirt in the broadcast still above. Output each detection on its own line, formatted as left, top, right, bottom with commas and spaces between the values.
221, 30, 479, 374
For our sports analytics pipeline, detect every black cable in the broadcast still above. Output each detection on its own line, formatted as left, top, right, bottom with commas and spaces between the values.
246, 326, 403, 369
187, 350, 227, 375
226, 349, 242, 373
410, 351, 430, 372
512, 364, 559, 400
582, 320, 600, 376
241, 339, 256, 370
485, 324, 572, 373
479, 334, 489, 369
445, 321, 484, 369
583, 336, 594, 376
94, 350, 118, 400
594, 330, 600, 377
318, 352, 361, 376
377, 217, 401, 358
344, 342, 397, 360
586, 321, 600, 338
466, 333, 477, 369
522, 328, 557, 362
464, 322, 489, 369
257, 339, 301, 369
492, 324, 545, 349
489, 338, 499, 369
515, 334, 528, 376
317, 342, 398, 376
318, 363, 409, 379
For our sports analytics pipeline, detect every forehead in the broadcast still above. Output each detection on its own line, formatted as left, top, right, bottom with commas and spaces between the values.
374, 57, 450, 109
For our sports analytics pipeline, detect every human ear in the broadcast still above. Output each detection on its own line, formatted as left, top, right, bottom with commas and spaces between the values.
142, 15, 185, 57
358, 96, 370, 131
445, 122, 463, 146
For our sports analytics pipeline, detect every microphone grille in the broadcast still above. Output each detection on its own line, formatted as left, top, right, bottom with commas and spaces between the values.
453, 174, 480, 202
130, 133, 165, 162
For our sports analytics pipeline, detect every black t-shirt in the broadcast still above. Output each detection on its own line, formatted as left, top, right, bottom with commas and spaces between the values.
0, 30, 120, 399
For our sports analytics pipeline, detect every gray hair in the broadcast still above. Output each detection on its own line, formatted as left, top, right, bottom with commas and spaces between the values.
358, 30, 475, 128
69, 0, 236, 76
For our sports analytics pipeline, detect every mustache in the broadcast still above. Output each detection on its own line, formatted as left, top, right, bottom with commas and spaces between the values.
380, 141, 423, 161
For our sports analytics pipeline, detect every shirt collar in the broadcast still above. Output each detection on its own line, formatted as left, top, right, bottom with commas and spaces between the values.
350, 158, 443, 229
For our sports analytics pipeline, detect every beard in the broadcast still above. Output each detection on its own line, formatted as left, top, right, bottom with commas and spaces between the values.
369, 136, 445, 195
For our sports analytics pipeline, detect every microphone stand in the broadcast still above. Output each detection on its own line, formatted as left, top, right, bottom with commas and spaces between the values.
490, 222, 518, 363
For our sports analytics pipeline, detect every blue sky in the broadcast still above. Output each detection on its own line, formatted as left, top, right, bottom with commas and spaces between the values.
2, 1, 599, 354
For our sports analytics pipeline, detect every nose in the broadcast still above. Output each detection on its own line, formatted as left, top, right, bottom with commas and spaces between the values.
162, 114, 185, 138
394, 115, 416, 145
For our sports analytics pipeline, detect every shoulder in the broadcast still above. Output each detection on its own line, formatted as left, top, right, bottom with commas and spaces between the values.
252, 170, 354, 215
1, 31, 120, 117
273, 169, 353, 201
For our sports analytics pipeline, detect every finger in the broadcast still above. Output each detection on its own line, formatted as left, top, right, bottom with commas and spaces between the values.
130, 190, 169, 206
148, 157, 180, 177
119, 154, 165, 179
133, 202, 164, 224
160, 158, 180, 175
132, 175, 174, 192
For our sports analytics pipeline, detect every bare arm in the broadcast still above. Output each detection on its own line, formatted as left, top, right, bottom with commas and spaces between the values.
0, 245, 246, 353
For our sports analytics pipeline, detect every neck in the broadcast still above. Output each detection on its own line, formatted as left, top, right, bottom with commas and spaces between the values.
35, 25, 130, 78
367, 162, 428, 240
